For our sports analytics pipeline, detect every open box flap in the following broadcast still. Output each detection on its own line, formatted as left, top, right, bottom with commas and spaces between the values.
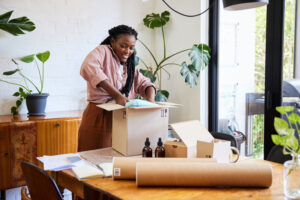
97, 103, 125, 111
97, 101, 178, 111
170, 120, 214, 148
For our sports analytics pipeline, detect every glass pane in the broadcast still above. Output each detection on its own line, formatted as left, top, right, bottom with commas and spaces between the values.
282, 0, 297, 104
218, 1, 267, 158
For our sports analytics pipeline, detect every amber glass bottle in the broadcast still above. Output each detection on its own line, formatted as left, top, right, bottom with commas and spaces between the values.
142, 137, 152, 157
155, 137, 165, 157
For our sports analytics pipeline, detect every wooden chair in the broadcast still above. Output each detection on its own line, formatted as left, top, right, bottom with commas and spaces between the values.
21, 161, 63, 200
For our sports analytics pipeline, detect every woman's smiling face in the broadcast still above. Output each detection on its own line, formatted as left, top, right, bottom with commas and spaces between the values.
111, 34, 136, 63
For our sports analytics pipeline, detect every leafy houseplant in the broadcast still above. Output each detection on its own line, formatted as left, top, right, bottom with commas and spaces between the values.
0, 51, 51, 115
136, 11, 211, 102
271, 106, 300, 199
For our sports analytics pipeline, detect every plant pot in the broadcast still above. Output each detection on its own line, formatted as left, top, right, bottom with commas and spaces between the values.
26, 93, 49, 116
284, 154, 300, 199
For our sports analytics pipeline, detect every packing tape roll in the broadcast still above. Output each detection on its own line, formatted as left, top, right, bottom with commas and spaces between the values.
136, 162, 272, 188
113, 157, 215, 180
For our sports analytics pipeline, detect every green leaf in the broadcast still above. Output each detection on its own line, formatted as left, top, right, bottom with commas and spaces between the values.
16, 100, 21, 107
3, 69, 19, 75
0, 11, 35, 36
19, 54, 35, 63
143, 11, 170, 29
155, 90, 169, 102
274, 117, 292, 136
189, 44, 211, 71
36, 51, 50, 63
13, 92, 20, 97
10, 106, 17, 115
288, 112, 300, 125
276, 106, 294, 114
271, 134, 281, 145
140, 69, 156, 83
285, 135, 299, 151
180, 62, 197, 87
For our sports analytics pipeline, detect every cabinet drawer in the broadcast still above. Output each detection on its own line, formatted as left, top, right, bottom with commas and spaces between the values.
37, 118, 80, 156
0, 124, 10, 189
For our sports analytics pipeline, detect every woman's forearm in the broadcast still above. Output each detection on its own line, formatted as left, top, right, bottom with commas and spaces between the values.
97, 80, 129, 105
145, 86, 156, 102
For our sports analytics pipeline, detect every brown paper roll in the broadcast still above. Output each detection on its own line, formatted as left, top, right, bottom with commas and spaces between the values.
113, 157, 215, 180
136, 162, 272, 188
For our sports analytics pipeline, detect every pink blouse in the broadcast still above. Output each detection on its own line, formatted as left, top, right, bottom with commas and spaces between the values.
80, 45, 155, 104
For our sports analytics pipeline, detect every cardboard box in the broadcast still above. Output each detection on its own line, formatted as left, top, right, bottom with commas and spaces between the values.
166, 120, 214, 158
166, 120, 233, 162
197, 139, 231, 163
98, 102, 176, 156
164, 141, 187, 157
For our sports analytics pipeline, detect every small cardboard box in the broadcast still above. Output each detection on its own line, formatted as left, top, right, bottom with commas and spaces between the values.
197, 139, 231, 163
164, 141, 187, 157
98, 102, 176, 156
165, 120, 214, 158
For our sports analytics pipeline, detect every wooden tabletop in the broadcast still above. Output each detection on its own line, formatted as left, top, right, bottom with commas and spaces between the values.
53, 148, 285, 200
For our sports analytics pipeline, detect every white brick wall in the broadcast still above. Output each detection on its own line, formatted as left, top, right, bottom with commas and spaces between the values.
0, 0, 155, 115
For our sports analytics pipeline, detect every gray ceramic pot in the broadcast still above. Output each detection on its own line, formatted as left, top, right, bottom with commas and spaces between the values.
26, 93, 49, 116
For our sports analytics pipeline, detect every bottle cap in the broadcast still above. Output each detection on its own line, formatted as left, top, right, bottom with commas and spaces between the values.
145, 137, 150, 147
157, 137, 163, 146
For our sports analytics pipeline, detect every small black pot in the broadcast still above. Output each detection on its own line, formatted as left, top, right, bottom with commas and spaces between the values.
26, 93, 49, 116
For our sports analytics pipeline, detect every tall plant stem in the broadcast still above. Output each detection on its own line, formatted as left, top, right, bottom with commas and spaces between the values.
15, 64, 29, 90
154, 48, 190, 75
138, 39, 159, 67
0, 79, 31, 93
161, 26, 166, 58
34, 59, 42, 91
41, 62, 44, 93
139, 58, 150, 69
19, 72, 41, 93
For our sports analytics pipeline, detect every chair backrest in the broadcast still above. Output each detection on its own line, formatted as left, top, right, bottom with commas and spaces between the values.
21, 161, 63, 200
210, 131, 238, 147
266, 145, 292, 164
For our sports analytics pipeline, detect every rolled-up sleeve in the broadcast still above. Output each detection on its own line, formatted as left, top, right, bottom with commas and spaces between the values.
134, 68, 156, 98
80, 48, 108, 89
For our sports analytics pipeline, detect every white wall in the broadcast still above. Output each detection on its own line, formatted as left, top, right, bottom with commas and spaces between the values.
152, 0, 206, 123
0, 0, 207, 124
0, 0, 155, 115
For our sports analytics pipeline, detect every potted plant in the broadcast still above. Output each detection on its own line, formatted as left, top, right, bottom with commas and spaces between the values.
136, 11, 211, 101
0, 51, 51, 115
271, 106, 300, 199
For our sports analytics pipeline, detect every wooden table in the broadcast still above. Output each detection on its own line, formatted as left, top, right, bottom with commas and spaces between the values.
52, 148, 285, 200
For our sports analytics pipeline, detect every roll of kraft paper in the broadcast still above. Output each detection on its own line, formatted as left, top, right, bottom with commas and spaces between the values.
136, 162, 272, 188
113, 157, 215, 180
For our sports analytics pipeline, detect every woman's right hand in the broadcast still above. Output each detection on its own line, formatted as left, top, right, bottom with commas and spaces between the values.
115, 94, 129, 106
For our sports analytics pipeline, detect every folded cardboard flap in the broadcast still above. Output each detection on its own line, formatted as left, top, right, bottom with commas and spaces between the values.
97, 102, 178, 111
169, 120, 214, 158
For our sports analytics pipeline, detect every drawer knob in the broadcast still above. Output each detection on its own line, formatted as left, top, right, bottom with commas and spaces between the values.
55, 123, 61, 127
4, 153, 9, 157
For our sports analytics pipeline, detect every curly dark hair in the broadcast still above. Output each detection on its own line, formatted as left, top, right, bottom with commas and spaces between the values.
101, 25, 138, 97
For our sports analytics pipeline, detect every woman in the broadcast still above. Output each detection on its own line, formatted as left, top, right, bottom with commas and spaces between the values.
79, 25, 156, 151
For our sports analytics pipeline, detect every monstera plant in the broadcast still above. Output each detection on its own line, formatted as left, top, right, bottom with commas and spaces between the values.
136, 11, 211, 102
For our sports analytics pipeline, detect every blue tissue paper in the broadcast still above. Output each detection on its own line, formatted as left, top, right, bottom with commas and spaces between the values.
125, 99, 158, 108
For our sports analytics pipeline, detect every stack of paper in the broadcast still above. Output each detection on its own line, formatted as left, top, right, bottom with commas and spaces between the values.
72, 162, 113, 180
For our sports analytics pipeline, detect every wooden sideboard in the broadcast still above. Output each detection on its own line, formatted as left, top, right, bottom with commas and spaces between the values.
0, 111, 82, 190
